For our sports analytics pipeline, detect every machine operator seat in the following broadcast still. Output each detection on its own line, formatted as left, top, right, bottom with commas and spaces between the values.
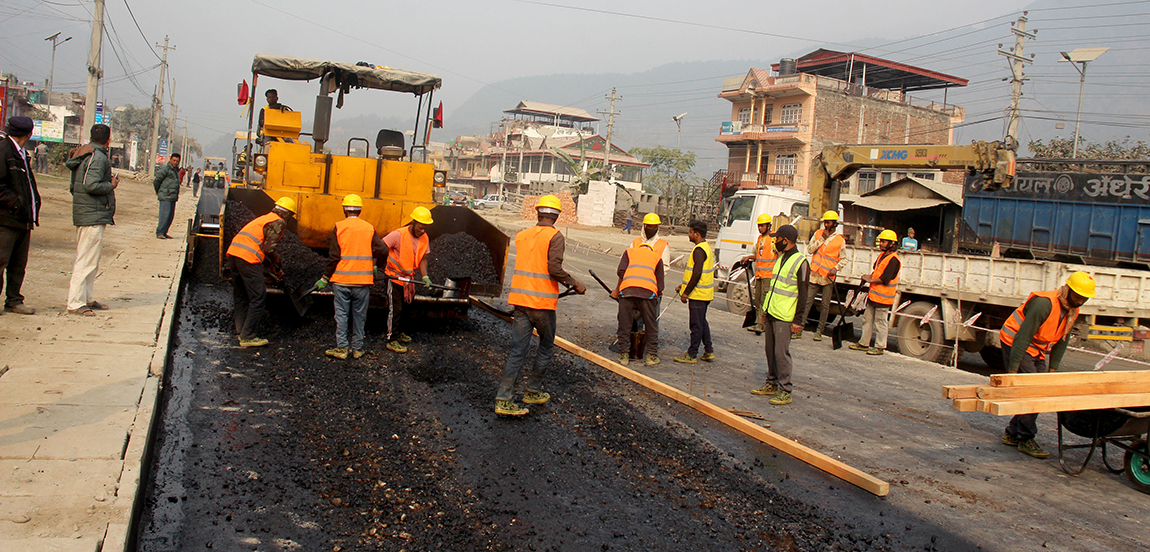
376, 129, 405, 160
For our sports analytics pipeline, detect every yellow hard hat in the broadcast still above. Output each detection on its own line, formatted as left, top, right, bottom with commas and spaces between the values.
1066, 271, 1096, 298
274, 196, 297, 214
821, 210, 839, 221
411, 206, 434, 225
756, 213, 772, 225
536, 194, 563, 213
643, 213, 661, 225
342, 194, 363, 208
877, 229, 897, 242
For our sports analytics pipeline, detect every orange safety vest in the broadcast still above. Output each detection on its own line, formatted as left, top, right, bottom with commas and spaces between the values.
508, 225, 561, 310
754, 234, 776, 279
227, 212, 280, 264
384, 226, 429, 282
631, 236, 668, 260
867, 251, 900, 306
331, 217, 377, 286
1000, 290, 1079, 360
810, 229, 845, 279
620, 245, 660, 294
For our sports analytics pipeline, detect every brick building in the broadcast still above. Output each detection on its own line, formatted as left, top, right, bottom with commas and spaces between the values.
716, 50, 967, 195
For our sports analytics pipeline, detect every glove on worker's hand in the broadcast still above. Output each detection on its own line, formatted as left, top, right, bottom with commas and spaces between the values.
422, 275, 434, 292
315, 278, 328, 291
373, 266, 380, 278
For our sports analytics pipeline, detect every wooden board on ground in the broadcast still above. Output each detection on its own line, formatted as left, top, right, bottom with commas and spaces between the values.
989, 370, 1150, 388
986, 392, 1150, 416
552, 335, 890, 497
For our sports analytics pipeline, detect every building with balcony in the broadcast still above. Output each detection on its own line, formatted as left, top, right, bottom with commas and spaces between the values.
716, 49, 967, 194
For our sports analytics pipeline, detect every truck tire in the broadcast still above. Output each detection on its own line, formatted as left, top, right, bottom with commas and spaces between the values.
896, 301, 947, 363
979, 346, 1005, 371
726, 278, 752, 315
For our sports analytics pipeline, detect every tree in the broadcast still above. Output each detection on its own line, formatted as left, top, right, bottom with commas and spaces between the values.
108, 104, 201, 163
630, 146, 705, 225
1028, 136, 1150, 160
550, 132, 602, 197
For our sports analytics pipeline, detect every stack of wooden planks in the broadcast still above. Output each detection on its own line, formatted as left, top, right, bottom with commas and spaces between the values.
945, 370, 1150, 416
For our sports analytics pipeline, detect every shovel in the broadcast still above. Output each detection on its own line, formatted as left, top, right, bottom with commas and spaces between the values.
735, 262, 758, 330
288, 282, 319, 317
830, 284, 855, 350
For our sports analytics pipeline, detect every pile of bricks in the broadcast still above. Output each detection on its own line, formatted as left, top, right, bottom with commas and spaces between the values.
519, 191, 579, 224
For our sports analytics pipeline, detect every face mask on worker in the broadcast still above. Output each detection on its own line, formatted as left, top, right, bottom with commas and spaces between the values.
775, 238, 788, 250
1063, 287, 1089, 309
644, 225, 658, 239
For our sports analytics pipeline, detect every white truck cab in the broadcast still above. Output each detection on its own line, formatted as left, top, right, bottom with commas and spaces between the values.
713, 188, 809, 313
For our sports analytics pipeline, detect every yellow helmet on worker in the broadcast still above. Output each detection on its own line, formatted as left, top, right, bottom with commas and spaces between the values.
536, 194, 563, 215
643, 213, 661, 225
274, 196, 297, 214
1066, 271, 1096, 298
410, 206, 434, 225
877, 229, 897, 242
821, 210, 839, 221
756, 213, 772, 225
342, 194, 363, 208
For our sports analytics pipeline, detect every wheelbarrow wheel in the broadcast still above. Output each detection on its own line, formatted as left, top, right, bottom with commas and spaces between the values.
1124, 439, 1150, 494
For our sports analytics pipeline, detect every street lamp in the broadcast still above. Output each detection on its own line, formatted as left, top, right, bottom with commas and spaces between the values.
1059, 47, 1108, 158
44, 32, 72, 124
672, 112, 687, 149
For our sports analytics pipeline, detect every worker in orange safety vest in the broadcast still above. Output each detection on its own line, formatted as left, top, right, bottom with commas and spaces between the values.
795, 210, 846, 341
382, 206, 435, 354
850, 229, 901, 355
611, 242, 665, 367
225, 196, 296, 347
742, 213, 775, 335
315, 194, 387, 360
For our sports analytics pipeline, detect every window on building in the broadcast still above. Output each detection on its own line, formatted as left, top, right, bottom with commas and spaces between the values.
780, 103, 802, 124
758, 152, 769, 174
912, 172, 936, 180
881, 172, 893, 187
738, 107, 751, 124
775, 154, 797, 175
528, 156, 540, 173
762, 107, 773, 125
541, 156, 552, 174
858, 172, 877, 194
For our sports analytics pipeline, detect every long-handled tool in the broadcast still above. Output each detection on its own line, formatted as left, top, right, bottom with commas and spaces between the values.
588, 269, 617, 301
732, 261, 758, 330
830, 284, 855, 350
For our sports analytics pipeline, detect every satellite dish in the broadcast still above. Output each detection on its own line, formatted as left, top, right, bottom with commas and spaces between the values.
672, 112, 687, 122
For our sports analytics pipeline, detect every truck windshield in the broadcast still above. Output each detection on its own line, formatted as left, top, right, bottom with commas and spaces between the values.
725, 196, 755, 227
790, 202, 808, 220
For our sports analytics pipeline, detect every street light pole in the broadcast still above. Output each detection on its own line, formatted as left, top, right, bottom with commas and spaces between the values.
1071, 61, 1086, 159
1060, 48, 1108, 159
44, 33, 72, 123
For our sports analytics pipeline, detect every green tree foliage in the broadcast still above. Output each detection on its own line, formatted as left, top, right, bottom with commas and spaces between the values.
550, 133, 602, 196
1028, 136, 1150, 160
109, 104, 202, 160
630, 146, 705, 225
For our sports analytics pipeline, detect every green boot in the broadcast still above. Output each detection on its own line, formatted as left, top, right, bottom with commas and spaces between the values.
619, 352, 630, 366
751, 381, 778, 396
495, 400, 529, 416
523, 391, 551, 405
769, 390, 793, 405
1017, 439, 1050, 459
325, 347, 349, 359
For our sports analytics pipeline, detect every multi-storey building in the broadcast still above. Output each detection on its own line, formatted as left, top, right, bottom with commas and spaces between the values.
716, 49, 967, 195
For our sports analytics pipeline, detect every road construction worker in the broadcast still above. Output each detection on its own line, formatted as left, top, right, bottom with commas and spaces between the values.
226, 196, 296, 347
495, 195, 586, 416
851, 230, 901, 355
997, 271, 1095, 459
751, 224, 809, 406
316, 194, 387, 360
796, 210, 847, 341
257, 89, 293, 141
382, 206, 435, 354
673, 220, 715, 364
612, 242, 664, 367
744, 213, 775, 335
629, 212, 671, 337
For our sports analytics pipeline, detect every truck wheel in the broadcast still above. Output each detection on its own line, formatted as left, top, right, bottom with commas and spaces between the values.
896, 301, 947, 363
979, 346, 1005, 371
1125, 440, 1150, 494
726, 279, 752, 315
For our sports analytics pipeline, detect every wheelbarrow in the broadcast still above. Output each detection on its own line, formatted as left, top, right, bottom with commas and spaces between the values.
1056, 407, 1150, 494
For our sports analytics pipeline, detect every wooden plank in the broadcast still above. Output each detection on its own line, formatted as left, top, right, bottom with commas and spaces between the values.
986, 393, 1150, 416
952, 398, 978, 412
551, 335, 890, 497
977, 382, 1150, 400
989, 370, 1150, 388
942, 384, 982, 399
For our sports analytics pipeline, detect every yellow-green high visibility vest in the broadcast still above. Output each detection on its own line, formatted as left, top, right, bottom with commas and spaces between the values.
764, 249, 806, 322
682, 241, 715, 301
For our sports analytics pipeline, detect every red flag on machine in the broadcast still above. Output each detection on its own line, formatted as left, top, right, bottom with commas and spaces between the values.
237, 80, 250, 106
433, 101, 443, 128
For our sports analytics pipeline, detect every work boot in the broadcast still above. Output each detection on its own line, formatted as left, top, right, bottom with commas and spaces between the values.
351, 350, 366, 359
849, 342, 869, 351
619, 352, 630, 366
645, 353, 661, 366
769, 390, 793, 405
1001, 430, 1020, 447
397, 332, 413, 344
239, 337, 269, 348
1017, 439, 1051, 459
746, 323, 765, 334
751, 381, 778, 396
495, 400, 529, 416
700, 352, 715, 362
4, 303, 34, 315
523, 391, 551, 405
866, 347, 884, 356
672, 353, 697, 364
325, 347, 349, 360
791, 331, 802, 340
386, 340, 408, 353
812, 333, 823, 341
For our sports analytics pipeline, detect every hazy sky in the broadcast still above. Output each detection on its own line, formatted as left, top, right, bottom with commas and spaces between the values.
2, 0, 1146, 161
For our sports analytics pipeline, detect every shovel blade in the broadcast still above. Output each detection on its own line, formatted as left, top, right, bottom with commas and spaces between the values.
288, 285, 317, 317
832, 322, 853, 350
742, 308, 758, 329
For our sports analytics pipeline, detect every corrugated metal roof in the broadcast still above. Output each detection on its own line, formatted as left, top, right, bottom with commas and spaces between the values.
504, 101, 599, 122
853, 196, 950, 212
860, 177, 964, 207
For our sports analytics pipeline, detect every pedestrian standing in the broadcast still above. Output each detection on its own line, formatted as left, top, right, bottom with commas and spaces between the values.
152, 153, 181, 239
612, 242, 664, 367
34, 142, 48, 173
192, 169, 202, 197
179, 167, 188, 187
381, 206, 434, 354
901, 227, 919, 251
997, 271, 1095, 459
0, 116, 40, 315
316, 194, 386, 360
850, 230, 901, 355
64, 124, 117, 316
750, 224, 809, 406
795, 210, 846, 341
495, 195, 586, 416
225, 197, 295, 347
744, 213, 775, 335
673, 220, 716, 364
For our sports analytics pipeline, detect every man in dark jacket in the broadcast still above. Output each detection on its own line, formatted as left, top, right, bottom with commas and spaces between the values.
64, 124, 117, 316
0, 116, 40, 315
153, 153, 180, 239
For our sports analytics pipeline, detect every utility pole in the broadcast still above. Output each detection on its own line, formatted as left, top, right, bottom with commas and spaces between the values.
597, 88, 621, 183
167, 79, 177, 155
82, 0, 105, 132
44, 33, 72, 123
997, 13, 1035, 152
148, 36, 173, 179
181, 117, 189, 165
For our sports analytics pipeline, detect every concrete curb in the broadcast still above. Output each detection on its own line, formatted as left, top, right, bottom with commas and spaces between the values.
101, 230, 188, 552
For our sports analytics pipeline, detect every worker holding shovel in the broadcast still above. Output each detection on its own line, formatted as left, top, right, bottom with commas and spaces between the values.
316, 194, 387, 360
611, 242, 664, 367
850, 230, 901, 355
